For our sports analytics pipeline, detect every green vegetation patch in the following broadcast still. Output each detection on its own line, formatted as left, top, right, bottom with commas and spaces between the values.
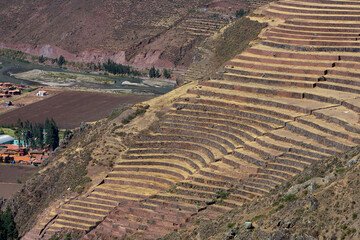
214, 17, 267, 67
13, 69, 115, 84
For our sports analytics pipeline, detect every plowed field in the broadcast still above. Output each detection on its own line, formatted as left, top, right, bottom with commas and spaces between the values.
0, 91, 151, 129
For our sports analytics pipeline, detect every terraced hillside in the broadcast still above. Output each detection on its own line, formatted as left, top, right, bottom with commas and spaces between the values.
25, 0, 360, 239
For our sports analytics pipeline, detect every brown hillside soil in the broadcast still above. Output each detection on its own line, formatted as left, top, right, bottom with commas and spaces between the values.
0, 0, 272, 68
0, 91, 151, 129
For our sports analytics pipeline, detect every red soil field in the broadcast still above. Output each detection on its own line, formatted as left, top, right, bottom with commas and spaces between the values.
0, 91, 151, 129
0, 183, 22, 199
0, 164, 37, 199
0, 164, 37, 183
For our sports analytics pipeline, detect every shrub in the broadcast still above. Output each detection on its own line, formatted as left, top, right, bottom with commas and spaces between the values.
227, 222, 236, 229
283, 194, 297, 202
336, 168, 346, 173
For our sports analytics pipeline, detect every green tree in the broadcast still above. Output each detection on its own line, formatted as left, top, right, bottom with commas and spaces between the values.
0, 208, 18, 240
38, 55, 45, 63
149, 66, 161, 78
58, 55, 66, 66
163, 68, 171, 79
45, 118, 59, 150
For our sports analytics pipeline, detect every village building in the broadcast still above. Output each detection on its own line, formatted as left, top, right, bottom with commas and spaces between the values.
36, 90, 48, 96
0, 134, 15, 145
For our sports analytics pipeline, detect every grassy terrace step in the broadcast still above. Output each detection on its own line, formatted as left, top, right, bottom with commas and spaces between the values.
244, 47, 339, 61
49, 223, 85, 231
200, 79, 357, 105
273, 157, 310, 169
242, 183, 270, 195
165, 112, 270, 135
316, 81, 360, 95
268, 27, 360, 38
129, 141, 215, 163
249, 173, 287, 184
327, 69, 360, 85
276, 1, 360, 10
242, 141, 283, 159
62, 208, 105, 221
264, 8, 360, 21
188, 173, 236, 188
104, 177, 170, 191
191, 85, 335, 114
110, 213, 182, 232
313, 105, 360, 133
71, 200, 114, 211
116, 204, 190, 223
153, 192, 209, 206
144, 198, 199, 213
281, 152, 319, 165
132, 138, 223, 160
75, 196, 118, 207
244, 181, 274, 192
285, 121, 357, 151
173, 102, 289, 128
131, 201, 194, 217
95, 184, 158, 199
268, 3, 360, 15
222, 154, 259, 173
117, 160, 194, 174
168, 107, 281, 130
223, 72, 316, 88
160, 121, 245, 147
199, 168, 243, 183
235, 52, 334, 67
107, 170, 182, 184
258, 167, 295, 180
296, 115, 360, 144
121, 154, 200, 171
225, 58, 328, 75
233, 148, 267, 167
112, 165, 189, 180
265, 31, 358, 41
87, 192, 139, 204
261, 40, 360, 53
53, 218, 92, 230
267, 162, 303, 175
166, 187, 243, 209
62, 204, 110, 215
265, 36, 360, 47
124, 148, 208, 168
265, 129, 340, 156
223, 66, 321, 82
209, 161, 253, 178
276, 23, 360, 33
157, 126, 235, 151
247, 176, 280, 188
162, 118, 256, 145
174, 98, 295, 124
258, 134, 330, 159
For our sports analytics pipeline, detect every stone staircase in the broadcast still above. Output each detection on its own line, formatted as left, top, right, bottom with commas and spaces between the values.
29, 0, 360, 239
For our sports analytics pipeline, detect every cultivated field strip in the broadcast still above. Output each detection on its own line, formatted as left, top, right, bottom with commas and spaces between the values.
37, 0, 360, 239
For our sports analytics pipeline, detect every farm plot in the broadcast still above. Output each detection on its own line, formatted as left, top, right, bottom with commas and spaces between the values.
0, 91, 151, 129
0, 164, 37, 199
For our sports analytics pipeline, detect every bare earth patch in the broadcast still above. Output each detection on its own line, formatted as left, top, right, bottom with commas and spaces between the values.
0, 91, 151, 129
